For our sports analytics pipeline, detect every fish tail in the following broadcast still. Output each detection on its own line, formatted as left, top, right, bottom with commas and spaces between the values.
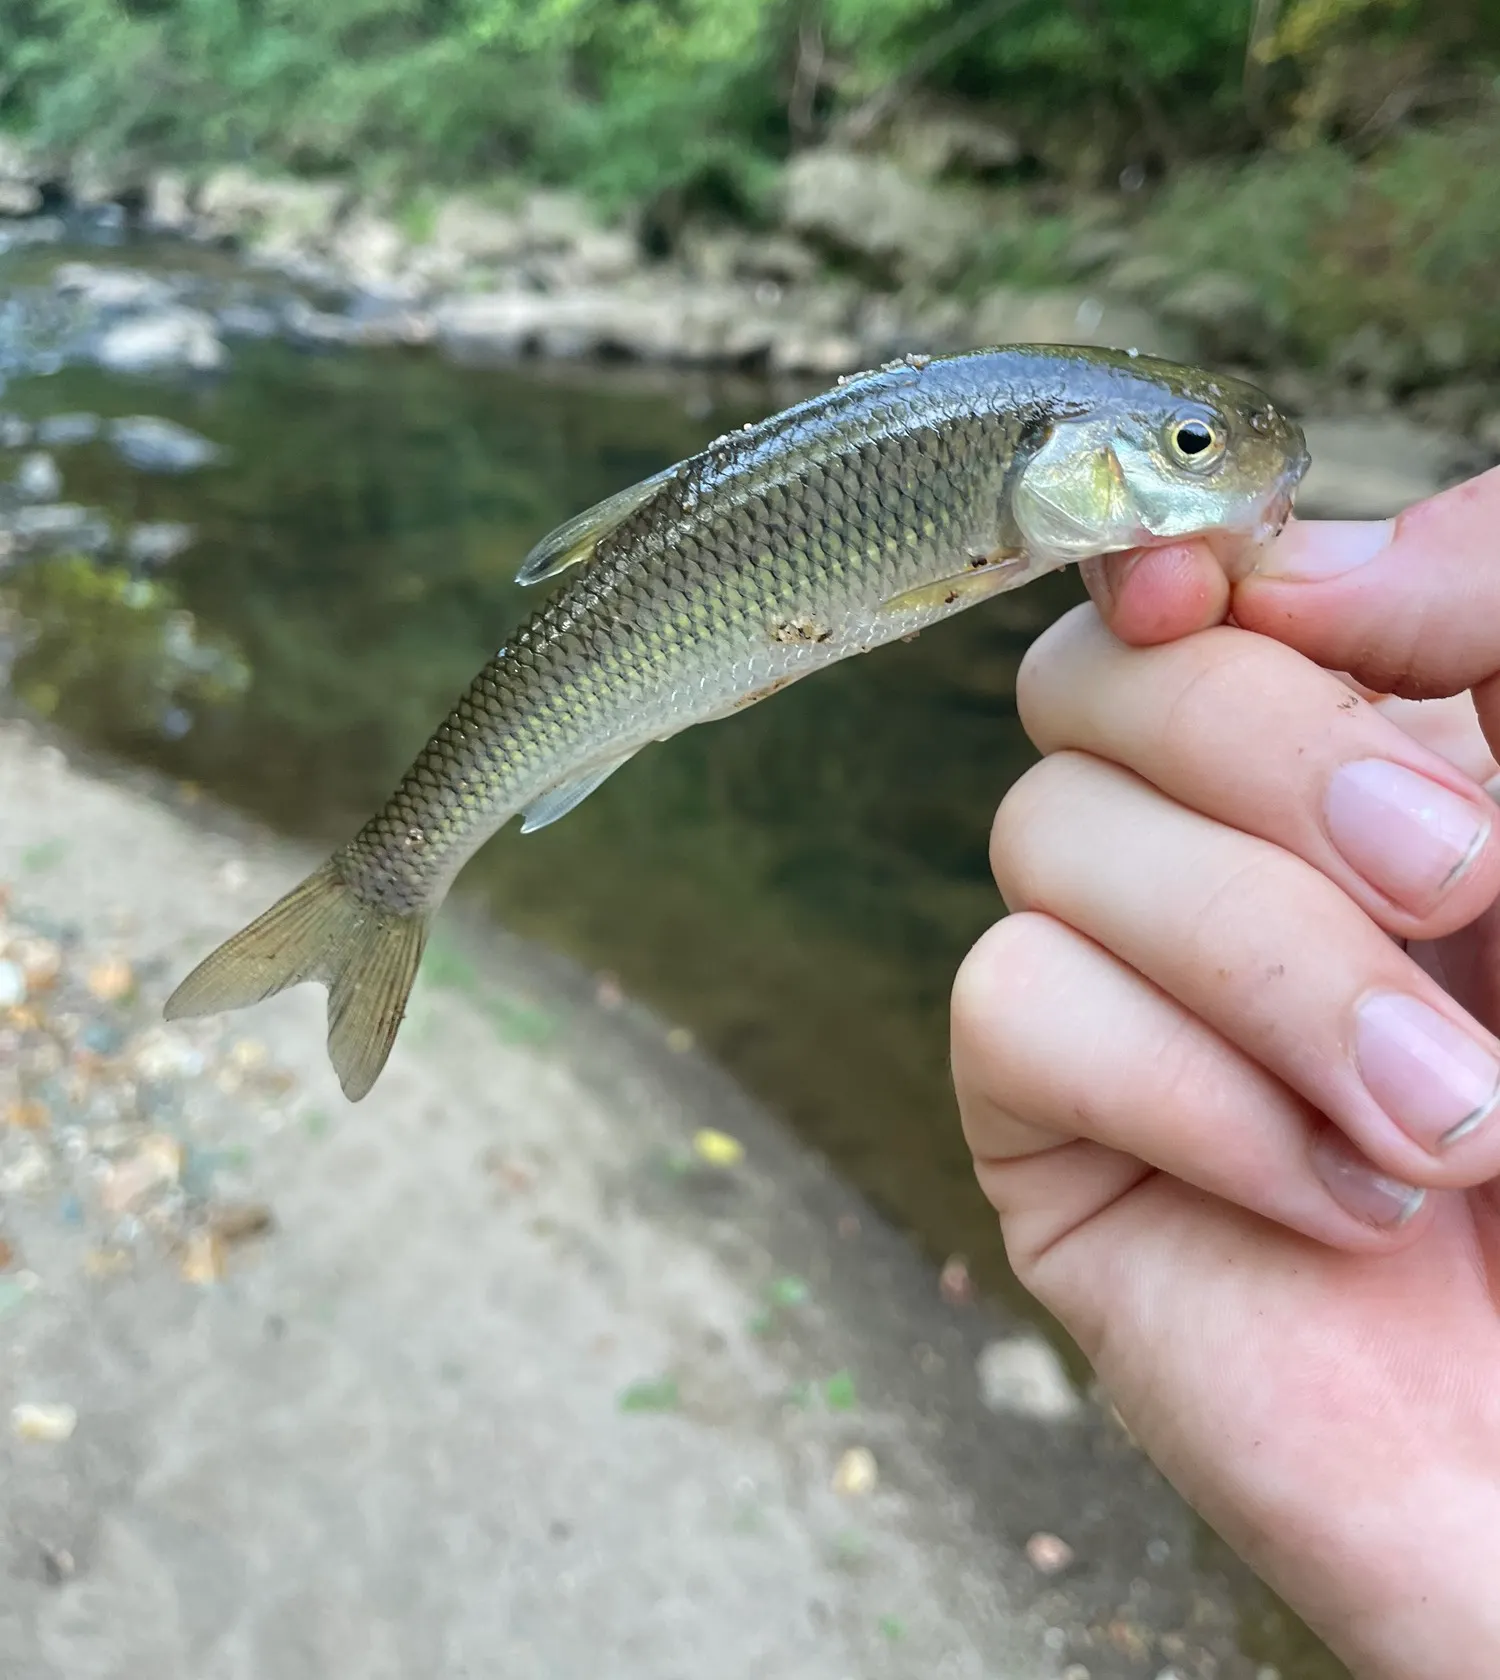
163, 859, 429, 1102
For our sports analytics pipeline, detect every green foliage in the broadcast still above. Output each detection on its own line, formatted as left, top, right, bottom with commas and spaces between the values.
1140, 122, 1500, 371
0, 0, 1495, 209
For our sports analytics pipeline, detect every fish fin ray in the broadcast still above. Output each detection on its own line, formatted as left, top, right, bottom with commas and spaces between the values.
515, 467, 679, 586
877, 550, 1036, 616
163, 859, 429, 1103
519, 751, 638, 833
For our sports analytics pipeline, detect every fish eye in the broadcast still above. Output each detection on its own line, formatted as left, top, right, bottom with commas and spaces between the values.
1166, 412, 1224, 470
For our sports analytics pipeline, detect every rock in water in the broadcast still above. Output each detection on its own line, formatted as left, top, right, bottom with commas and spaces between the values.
94, 309, 227, 375
109, 416, 221, 473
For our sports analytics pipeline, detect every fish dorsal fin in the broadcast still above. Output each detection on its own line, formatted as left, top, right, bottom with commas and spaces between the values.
514, 466, 679, 586
519, 750, 639, 833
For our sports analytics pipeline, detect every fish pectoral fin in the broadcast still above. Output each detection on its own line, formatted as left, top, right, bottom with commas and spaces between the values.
519, 750, 639, 833
878, 550, 1034, 616
514, 466, 680, 586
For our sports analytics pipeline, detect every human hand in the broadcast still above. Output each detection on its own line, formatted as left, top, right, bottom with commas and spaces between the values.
951, 467, 1500, 1678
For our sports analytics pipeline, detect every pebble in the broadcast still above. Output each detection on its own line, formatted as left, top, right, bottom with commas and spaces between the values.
831, 1446, 877, 1497
0, 1238, 13, 1269
207, 1202, 274, 1244
100, 1134, 182, 1213
11, 1402, 77, 1443
938, 1252, 972, 1304
691, 1127, 743, 1167
14, 938, 62, 991
180, 1228, 225, 1284
131, 1026, 206, 1082
85, 956, 134, 1002
976, 1334, 1083, 1421
0, 959, 26, 1009
1025, 1532, 1075, 1574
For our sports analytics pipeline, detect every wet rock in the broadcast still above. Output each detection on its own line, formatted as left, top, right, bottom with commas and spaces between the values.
769, 330, 863, 377
145, 170, 193, 234
1297, 415, 1463, 518
13, 452, 62, 502
125, 522, 197, 567
0, 182, 42, 218
0, 217, 64, 251
0, 414, 32, 448
976, 1334, 1083, 1420
1330, 322, 1415, 393
53, 262, 179, 315
35, 413, 100, 448
6, 503, 111, 555
0, 958, 25, 1008
108, 416, 220, 474
434, 287, 743, 364
216, 302, 280, 340
94, 308, 226, 375
783, 148, 980, 283
970, 286, 1188, 360
280, 298, 362, 349
0, 136, 42, 191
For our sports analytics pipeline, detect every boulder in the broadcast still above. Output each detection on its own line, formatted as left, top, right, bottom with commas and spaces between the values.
969, 286, 1190, 359
94, 308, 226, 375
108, 416, 221, 474
53, 263, 179, 315
145, 171, 193, 234
0, 182, 41, 218
13, 452, 62, 502
196, 168, 346, 247
430, 196, 530, 266
35, 413, 100, 448
782, 148, 980, 283
7, 503, 111, 554
125, 522, 197, 567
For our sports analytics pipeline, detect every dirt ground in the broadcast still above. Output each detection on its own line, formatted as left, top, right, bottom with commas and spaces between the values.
0, 715, 1285, 1680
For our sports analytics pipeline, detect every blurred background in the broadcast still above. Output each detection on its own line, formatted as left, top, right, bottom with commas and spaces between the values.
0, 3, 1496, 1677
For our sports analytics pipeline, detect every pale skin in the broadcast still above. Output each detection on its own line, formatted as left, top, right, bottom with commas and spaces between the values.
950, 465, 1500, 1679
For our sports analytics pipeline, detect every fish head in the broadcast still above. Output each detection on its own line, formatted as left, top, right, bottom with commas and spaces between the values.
1011, 354, 1309, 575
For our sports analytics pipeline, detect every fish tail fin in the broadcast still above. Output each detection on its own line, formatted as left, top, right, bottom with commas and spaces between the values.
163, 859, 429, 1102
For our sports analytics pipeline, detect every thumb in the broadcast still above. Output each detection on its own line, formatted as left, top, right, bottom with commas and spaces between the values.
1232, 467, 1500, 704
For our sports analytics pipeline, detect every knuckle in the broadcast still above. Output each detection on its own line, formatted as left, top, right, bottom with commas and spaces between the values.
989, 752, 1097, 902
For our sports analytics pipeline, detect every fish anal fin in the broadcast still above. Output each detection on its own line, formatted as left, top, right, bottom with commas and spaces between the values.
515, 466, 679, 586
519, 750, 639, 833
878, 548, 1036, 617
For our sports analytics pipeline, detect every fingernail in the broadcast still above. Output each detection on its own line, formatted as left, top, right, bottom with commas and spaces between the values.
1325, 760, 1490, 914
1355, 993, 1500, 1152
1256, 518, 1394, 580
1310, 1128, 1425, 1229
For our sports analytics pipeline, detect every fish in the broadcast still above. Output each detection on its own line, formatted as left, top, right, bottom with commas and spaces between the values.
164, 344, 1309, 1099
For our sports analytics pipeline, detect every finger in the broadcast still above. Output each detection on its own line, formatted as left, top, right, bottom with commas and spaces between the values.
992, 752, 1500, 1190
1081, 539, 1229, 645
952, 912, 1431, 1258
1017, 610, 1500, 940
1234, 470, 1500, 722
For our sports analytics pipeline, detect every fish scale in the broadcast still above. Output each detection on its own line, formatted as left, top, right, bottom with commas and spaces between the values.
164, 345, 1308, 1100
